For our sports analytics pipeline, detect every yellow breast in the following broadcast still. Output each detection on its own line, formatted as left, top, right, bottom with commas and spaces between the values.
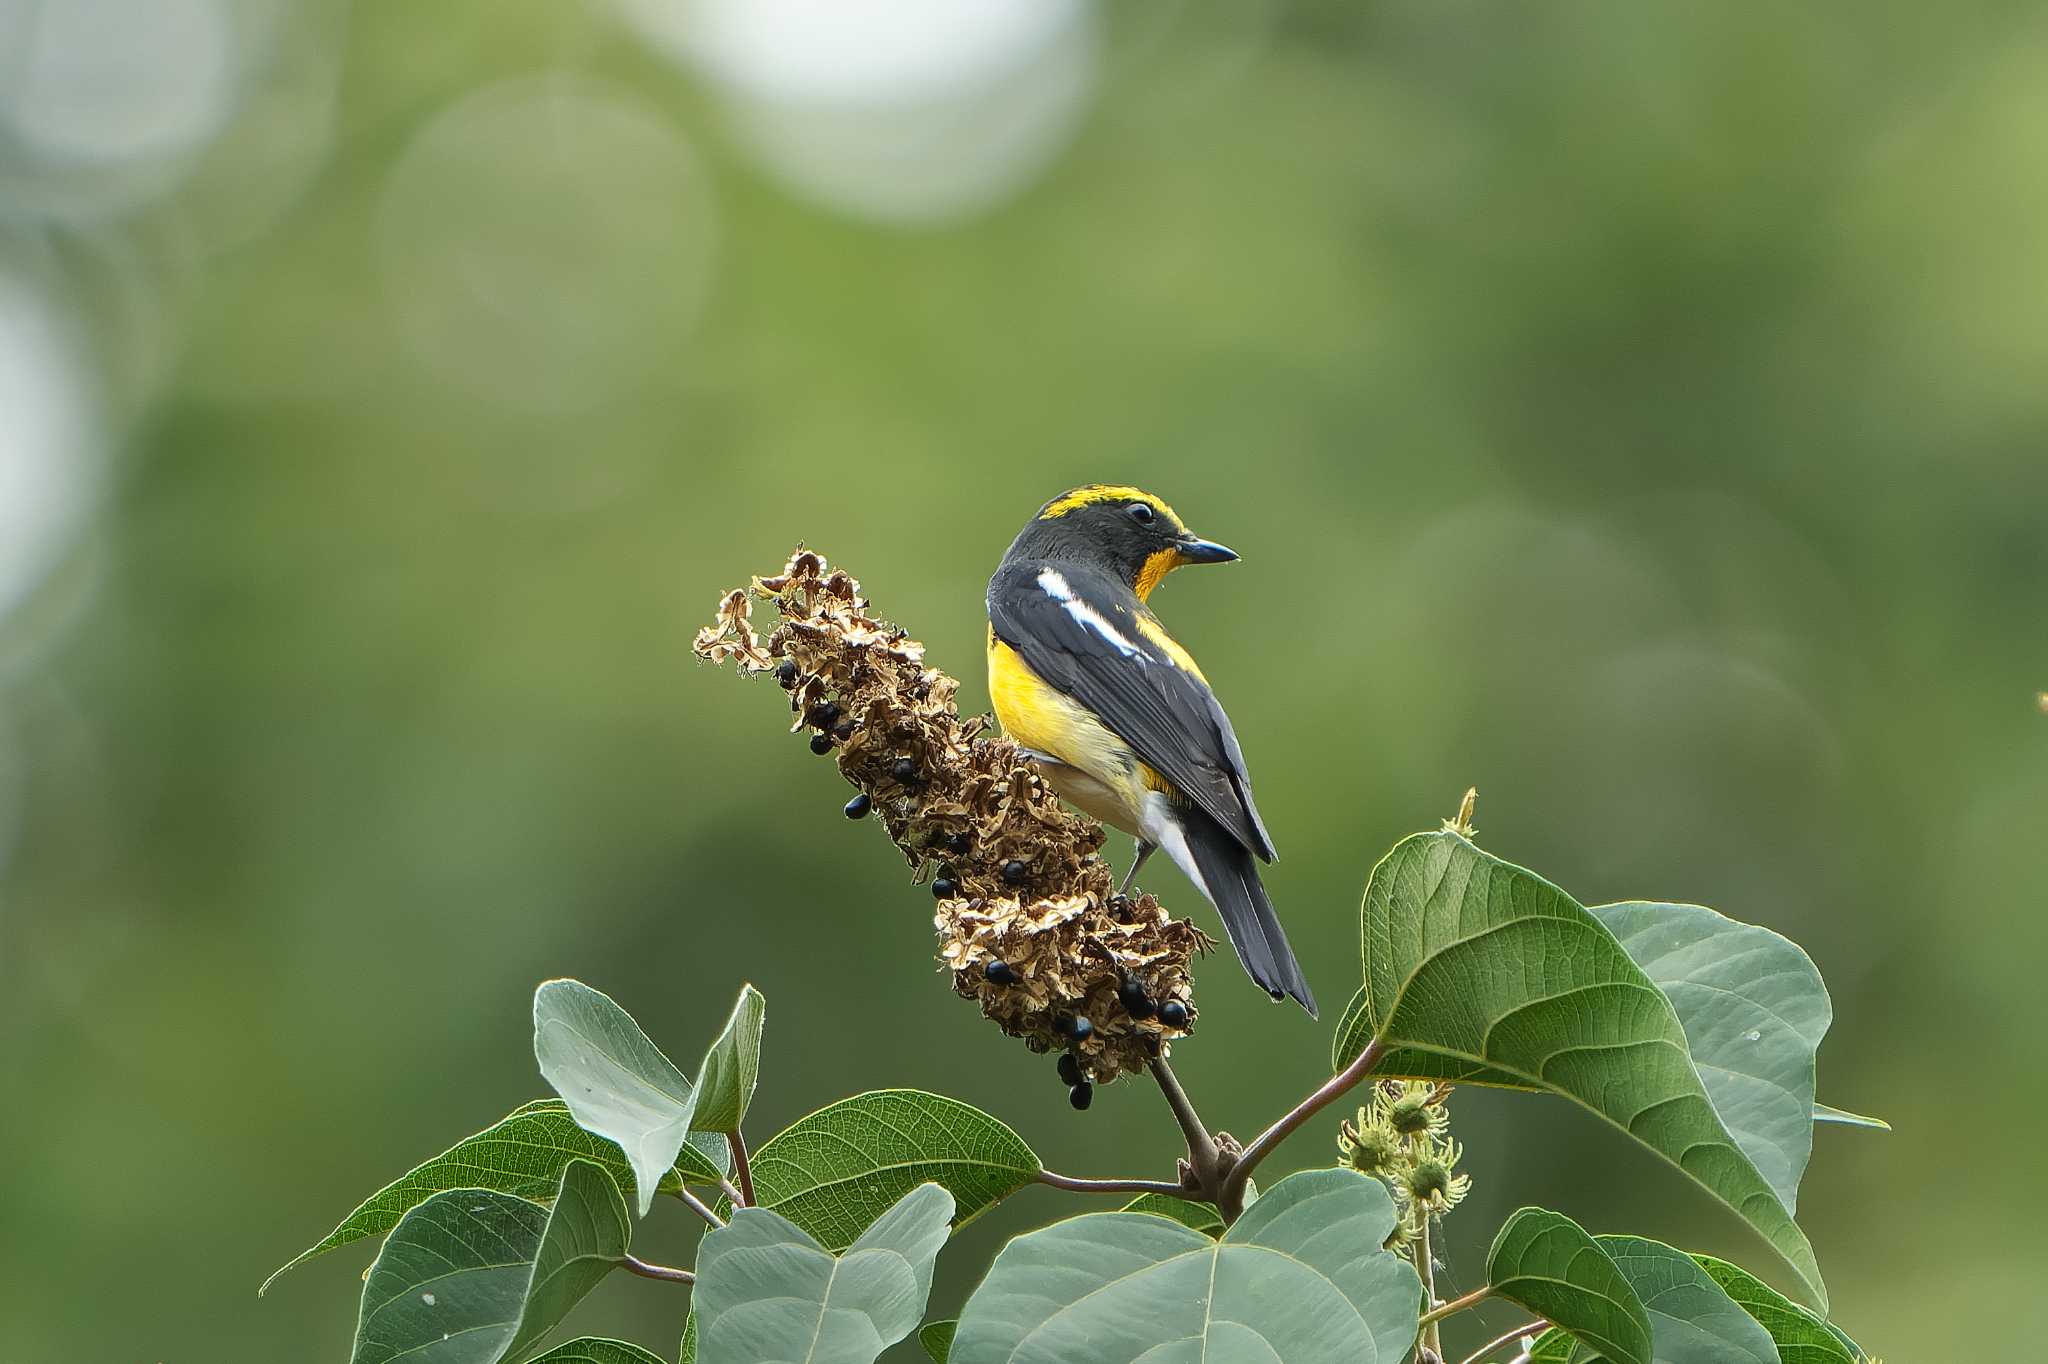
987, 629, 1152, 833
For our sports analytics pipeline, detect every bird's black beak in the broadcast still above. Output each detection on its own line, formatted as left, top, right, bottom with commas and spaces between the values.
1176, 536, 1239, 565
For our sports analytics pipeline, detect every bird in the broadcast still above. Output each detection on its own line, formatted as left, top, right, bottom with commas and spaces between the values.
985, 485, 1315, 1015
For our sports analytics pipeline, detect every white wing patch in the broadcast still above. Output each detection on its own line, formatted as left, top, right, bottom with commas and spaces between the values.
1037, 568, 1153, 661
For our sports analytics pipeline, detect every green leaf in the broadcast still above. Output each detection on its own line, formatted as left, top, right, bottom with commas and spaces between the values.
693, 1181, 954, 1363
535, 978, 699, 1216
693, 983, 766, 1134
1693, 1255, 1858, 1364
349, 1161, 632, 1364
1335, 832, 1826, 1308
748, 1090, 1040, 1251
350, 1190, 546, 1364
676, 1312, 696, 1364
950, 1167, 1421, 1364
1590, 1235, 1781, 1364
527, 1340, 668, 1364
1485, 1208, 1651, 1364
1811, 1102, 1889, 1131
1118, 1192, 1224, 1236
1592, 901, 1879, 1213
503, 1160, 635, 1360
919, 1320, 957, 1362
262, 1100, 724, 1294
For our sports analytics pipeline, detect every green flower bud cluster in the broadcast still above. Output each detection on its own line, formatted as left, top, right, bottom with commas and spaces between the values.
1336, 1080, 1472, 1231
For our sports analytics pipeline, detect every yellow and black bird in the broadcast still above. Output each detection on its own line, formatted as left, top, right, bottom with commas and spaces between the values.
986, 486, 1315, 1015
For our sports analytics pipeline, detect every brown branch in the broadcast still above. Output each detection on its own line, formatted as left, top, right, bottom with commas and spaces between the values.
1035, 1169, 1190, 1198
1219, 1038, 1386, 1214
1417, 1286, 1493, 1328
676, 1187, 727, 1229
1455, 1320, 1548, 1364
727, 1130, 755, 1207
1149, 1057, 1222, 1183
621, 1253, 696, 1284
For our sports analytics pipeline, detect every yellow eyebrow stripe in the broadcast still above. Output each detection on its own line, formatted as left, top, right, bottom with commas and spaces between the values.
1039, 485, 1184, 527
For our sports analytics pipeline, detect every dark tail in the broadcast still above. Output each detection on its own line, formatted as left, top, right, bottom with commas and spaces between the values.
1177, 813, 1317, 1016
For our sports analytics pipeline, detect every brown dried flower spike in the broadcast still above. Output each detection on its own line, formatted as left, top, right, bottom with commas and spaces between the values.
693, 547, 1210, 1083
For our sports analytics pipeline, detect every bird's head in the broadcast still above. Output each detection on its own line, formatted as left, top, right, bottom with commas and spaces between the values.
1010, 485, 1238, 599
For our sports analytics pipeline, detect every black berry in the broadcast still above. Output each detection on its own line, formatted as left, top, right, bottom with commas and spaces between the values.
892, 757, 919, 784
1001, 859, 1028, 885
833, 718, 854, 739
1057, 1014, 1093, 1043
1158, 999, 1189, 1030
1118, 974, 1155, 1020
806, 701, 840, 730
1068, 1081, 1094, 1111
945, 831, 972, 855
932, 876, 958, 899
809, 733, 834, 755
983, 958, 1018, 985
774, 659, 798, 688
843, 792, 871, 819
1056, 1052, 1083, 1086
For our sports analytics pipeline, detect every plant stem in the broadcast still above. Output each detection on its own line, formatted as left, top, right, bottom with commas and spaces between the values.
621, 1253, 696, 1284
1454, 1321, 1547, 1364
1413, 1203, 1439, 1359
1219, 1038, 1385, 1215
1036, 1169, 1190, 1197
1149, 1056, 1220, 1178
677, 1187, 727, 1229
727, 1130, 755, 1207
1417, 1286, 1492, 1328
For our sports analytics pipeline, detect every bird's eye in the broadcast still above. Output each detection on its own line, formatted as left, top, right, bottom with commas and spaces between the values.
1125, 502, 1156, 525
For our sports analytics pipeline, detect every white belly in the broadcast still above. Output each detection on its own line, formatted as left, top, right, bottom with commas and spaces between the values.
1023, 754, 1145, 838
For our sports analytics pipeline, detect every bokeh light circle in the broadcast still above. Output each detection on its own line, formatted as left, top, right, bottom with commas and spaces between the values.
0, 0, 238, 219
617, 0, 1099, 225
376, 76, 716, 414
0, 272, 99, 627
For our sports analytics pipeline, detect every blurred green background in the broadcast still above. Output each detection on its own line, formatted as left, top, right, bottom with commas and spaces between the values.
3, 1, 2043, 1358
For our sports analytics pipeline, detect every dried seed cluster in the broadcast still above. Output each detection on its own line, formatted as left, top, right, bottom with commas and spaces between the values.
693, 547, 1211, 1083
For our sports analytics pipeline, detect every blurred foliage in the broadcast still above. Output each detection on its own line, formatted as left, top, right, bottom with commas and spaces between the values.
2, 0, 2044, 1359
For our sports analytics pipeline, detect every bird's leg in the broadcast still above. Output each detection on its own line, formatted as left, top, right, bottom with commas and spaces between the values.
1116, 840, 1157, 899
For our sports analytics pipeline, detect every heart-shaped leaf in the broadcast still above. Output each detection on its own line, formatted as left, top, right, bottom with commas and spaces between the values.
1693, 1255, 1860, 1364
263, 1099, 726, 1293
692, 983, 766, 1134
535, 979, 699, 1216
1485, 1208, 1651, 1364
950, 1167, 1421, 1364
349, 1160, 632, 1364
1335, 833, 1826, 1308
526, 1342, 668, 1364
693, 1181, 954, 1364
919, 1320, 956, 1361
748, 1090, 1039, 1250
1591, 901, 1881, 1213
1119, 1192, 1224, 1236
